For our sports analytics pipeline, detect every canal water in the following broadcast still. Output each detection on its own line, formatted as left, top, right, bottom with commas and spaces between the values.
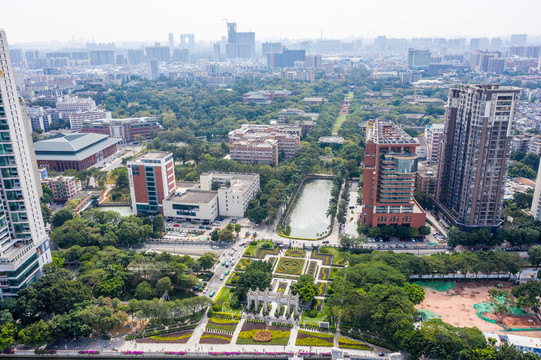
285, 179, 333, 239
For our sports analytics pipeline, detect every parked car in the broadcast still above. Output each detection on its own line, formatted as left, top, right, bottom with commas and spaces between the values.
209, 291, 215, 298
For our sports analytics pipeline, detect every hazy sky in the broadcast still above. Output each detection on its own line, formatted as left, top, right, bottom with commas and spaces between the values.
2, 0, 541, 44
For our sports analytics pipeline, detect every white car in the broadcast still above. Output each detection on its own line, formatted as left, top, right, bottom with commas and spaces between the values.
202, 288, 208, 294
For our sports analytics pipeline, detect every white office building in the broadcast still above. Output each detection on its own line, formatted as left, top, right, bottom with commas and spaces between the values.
0, 30, 52, 301
199, 172, 260, 218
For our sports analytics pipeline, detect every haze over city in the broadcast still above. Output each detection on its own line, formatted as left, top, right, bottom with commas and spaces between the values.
3, 0, 541, 358
3, 0, 541, 44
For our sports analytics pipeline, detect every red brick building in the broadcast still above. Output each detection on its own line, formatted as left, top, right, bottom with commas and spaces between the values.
34, 133, 119, 172
127, 152, 175, 215
360, 120, 426, 229
81, 117, 162, 144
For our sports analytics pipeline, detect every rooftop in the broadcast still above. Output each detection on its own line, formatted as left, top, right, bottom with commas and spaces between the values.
129, 151, 172, 162
169, 189, 217, 204
368, 120, 419, 145
34, 133, 119, 161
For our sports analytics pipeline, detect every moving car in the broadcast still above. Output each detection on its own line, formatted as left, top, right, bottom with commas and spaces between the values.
209, 291, 215, 297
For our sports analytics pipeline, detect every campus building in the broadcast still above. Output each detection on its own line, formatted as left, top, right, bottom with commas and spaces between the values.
69, 109, 111, 131
34, 133, 119, 171
229, 124, 302, 165
360, 120, 426, 229
46, 176, 82, 202
0, 30, 51, 301
128, 152, 176, 215
435, 84, 520, 230
162, 172, 260, 222
81, 117, 163, 144
424, 124, 445, 164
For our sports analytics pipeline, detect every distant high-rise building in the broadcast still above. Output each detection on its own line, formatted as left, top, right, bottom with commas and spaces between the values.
25, 50, 39, 64
127, 49, 144, 65
147, 59, 159, 80
469, 38, 489, 51
359, 120, 426, 229
374, 36, 387, 52
172, 49, 190, 63
145, 44, 170, 62
9, 49, 23, 64
425, 124, 444, 164
180, 34, 195, 50
490, 38, 502, 49
90, 50, 115, 65
487, 58, 506, 74
304, 54, 322, 69
0, 30, 52, 301
408, 49, 431, 69
225, 23, 255, 58
435, 84, 520, 230
511, 34, 527, 46
213, 43, 221, 61
262, 42, 282, 56
168, 33, 175, 50
267, 49, 305, 68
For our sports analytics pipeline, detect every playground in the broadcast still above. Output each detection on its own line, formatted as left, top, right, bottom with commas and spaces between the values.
415, 281, 541, 338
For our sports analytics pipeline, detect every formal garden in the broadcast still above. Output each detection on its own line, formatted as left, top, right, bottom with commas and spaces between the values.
275, 257, 306, 275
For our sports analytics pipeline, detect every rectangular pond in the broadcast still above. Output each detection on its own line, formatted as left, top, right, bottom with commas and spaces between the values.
284, 179, 334, 239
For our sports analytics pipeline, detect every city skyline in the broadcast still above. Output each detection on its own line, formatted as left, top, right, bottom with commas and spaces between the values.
2, 0, 541, 45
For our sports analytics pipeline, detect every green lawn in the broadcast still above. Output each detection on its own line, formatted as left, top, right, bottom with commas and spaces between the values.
301, 304, 331, 326
275, 257, 305, 275
214, 287, 241, 314
332, 114, 347, 135
320, 247, 347, 266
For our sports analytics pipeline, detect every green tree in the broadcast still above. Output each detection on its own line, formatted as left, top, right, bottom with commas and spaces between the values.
246, 205, 267, 224
233, 260, 273, 300
234, 223, 242, 237
115, 167, 129, 188
41, 203, 52, 225
0, 323, 16, 351
155, 277, 172, 298
51, 209, 73, 228
290, 275, 318, 302
210, 229, 219, 241
218, 228, 234, 242
40, 184, 53, 204
404, 283, 425, 304
528, 246, 541, 268
135, 281, 154, 300
18, 320, 54, 347
197, 254, 215, 270
152, 214, 165, 236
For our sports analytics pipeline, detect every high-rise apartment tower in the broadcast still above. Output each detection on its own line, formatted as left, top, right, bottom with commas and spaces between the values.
0, 30, 51, 301
435, 84, 520, 230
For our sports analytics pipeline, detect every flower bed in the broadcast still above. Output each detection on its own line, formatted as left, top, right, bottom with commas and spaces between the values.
256, 246, 280, 259
122, 351, 143, 355
235, 258, 252, 271
319, 267, 330, 280
137, 331, 192, 343
316, 282, 327, 297
285, 249, 306, 258
305, 261, 318, 277
311, 250, 332, 265
277, 282, 287, 293
79, 350, 99, 355
295, 330, 334, 347
206, 317, 239, 332
275, 258, 305, 275
330, 267, 340, 280
338, 336, 371, 350
236, 321, 291, 345
199, 331, 233, 344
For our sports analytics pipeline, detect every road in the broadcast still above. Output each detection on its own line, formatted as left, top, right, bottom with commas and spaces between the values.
344, 181, 360, 237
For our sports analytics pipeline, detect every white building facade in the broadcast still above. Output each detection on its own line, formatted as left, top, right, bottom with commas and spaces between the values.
0, 30, 51, 301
